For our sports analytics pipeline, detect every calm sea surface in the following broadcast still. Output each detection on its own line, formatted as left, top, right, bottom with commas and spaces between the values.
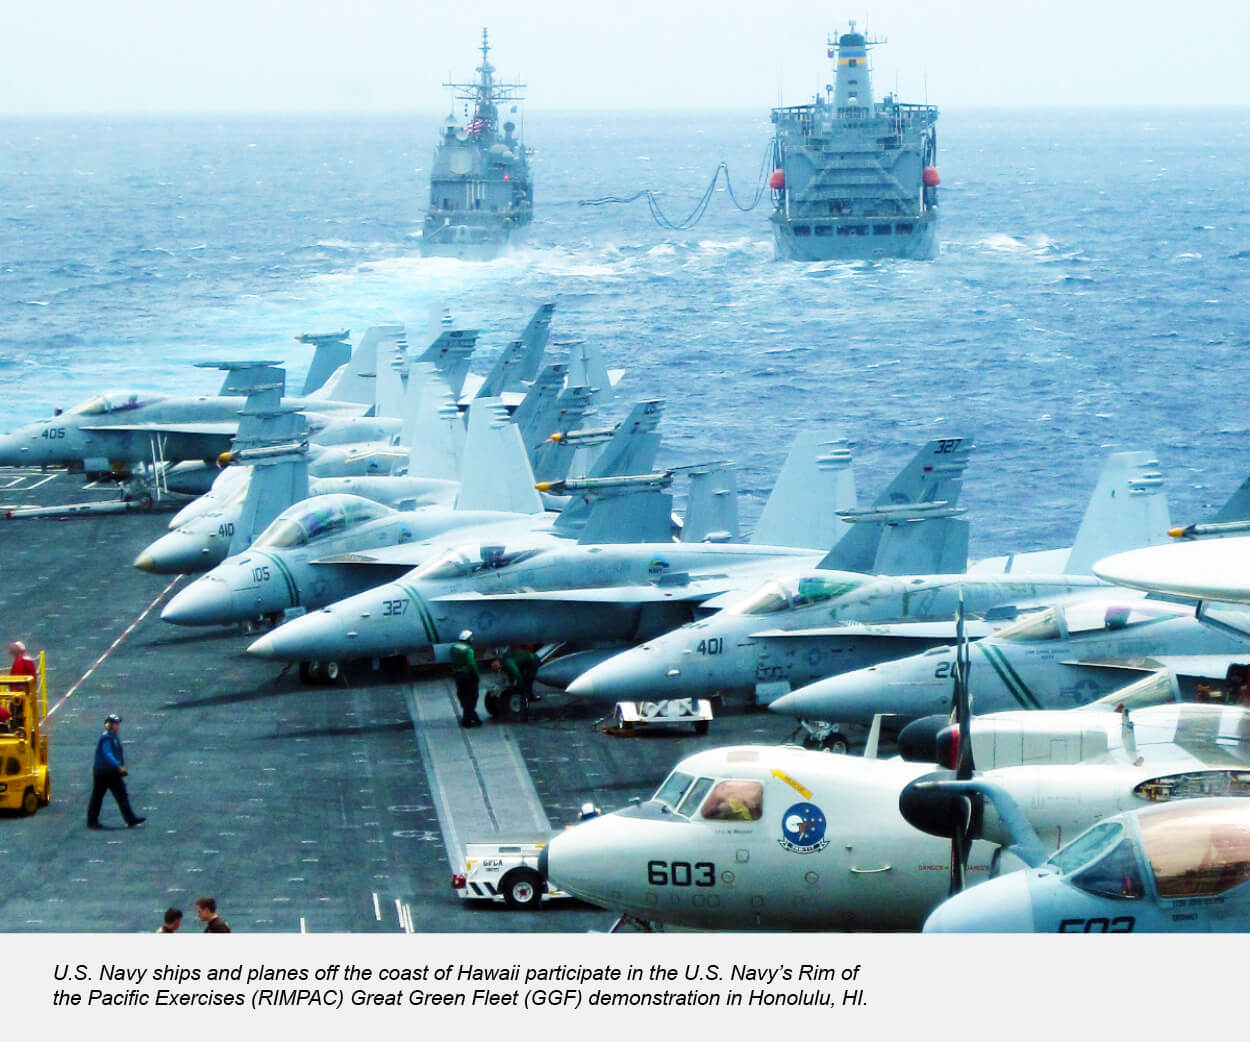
2, 108, 1248, 557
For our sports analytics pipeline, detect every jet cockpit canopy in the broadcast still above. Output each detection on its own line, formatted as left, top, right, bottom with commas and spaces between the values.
995, 598, 1189, 644
252, 494, 394, 550
414, 543, 543, 581
66, 391, 166, 416
725, 572, 867, 616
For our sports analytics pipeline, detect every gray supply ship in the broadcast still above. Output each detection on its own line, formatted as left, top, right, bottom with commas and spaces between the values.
769, 23, 939, 261
421, 29, 533, 259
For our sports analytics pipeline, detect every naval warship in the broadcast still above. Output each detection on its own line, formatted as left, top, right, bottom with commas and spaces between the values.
421, 29, 533, 260
769, 23, 939, 261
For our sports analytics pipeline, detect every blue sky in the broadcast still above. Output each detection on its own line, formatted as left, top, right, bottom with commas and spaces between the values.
2, 0, 1247, 112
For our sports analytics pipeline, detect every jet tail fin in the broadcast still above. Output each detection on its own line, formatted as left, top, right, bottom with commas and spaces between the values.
313, 325, 403, 405
566, 340, 615, 405
417, 329, 477, 399
476, 340, 527, 399
681, 464, 740, 542
873, 518, 971, 575
455, 398, 542, 514
1064, 450, 1170, 574
752, 431, 856, 549
294, 330, 352, 396
528, 385, 595, 483
816, 435, 974, 570
564, 490, 675, 544
225, 408, 310, 556
515, 302, 555, 387
374, 336, 407, 420
405, 363, 465, 482
584, 400, 664, 479
1208, 474, 1250, 524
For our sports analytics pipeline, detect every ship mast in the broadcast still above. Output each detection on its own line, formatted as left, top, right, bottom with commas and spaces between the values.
444, 28, 526, 135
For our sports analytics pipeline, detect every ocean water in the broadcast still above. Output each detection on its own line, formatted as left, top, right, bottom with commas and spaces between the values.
1, 108, 1248, 558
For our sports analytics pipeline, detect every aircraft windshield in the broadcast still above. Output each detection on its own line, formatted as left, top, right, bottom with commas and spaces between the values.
1047, 821, 1124, 876
66, 391, 164, 416
1139, 801, 1250, 899
1069, 837, 1146, 899
252, 495, 392, 550
727, 574, 865, 616
652, 771, 696, 812
414, 544, 540, 581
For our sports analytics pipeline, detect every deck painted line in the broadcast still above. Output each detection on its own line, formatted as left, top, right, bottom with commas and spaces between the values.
372, 891, 381, 921
44, 575, 183, 722
407, 677, 551, 874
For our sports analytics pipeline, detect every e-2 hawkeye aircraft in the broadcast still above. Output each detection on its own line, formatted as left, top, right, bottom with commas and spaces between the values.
538, 695, 1250, 931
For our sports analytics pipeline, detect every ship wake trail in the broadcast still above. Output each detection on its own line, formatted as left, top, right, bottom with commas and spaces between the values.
578, 143, 774, 230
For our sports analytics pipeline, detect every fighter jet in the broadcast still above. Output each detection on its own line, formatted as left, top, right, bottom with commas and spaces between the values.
159, 398, 671, 637
540, 697, 1250, 931
769, 595, 1250, 725
0, 325, 403, 472
243, 429, 870, 667
566, 449, 1167, 707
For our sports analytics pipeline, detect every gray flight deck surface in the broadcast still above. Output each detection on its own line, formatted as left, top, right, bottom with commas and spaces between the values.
0, 467, 795, 932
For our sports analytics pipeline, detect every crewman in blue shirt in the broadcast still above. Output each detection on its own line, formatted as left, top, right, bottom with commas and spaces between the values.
86, 713, 145, 829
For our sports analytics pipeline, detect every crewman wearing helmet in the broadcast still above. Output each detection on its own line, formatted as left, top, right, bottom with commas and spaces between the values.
450, 630, 482, 728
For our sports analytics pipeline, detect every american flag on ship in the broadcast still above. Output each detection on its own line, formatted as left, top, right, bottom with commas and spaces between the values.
467, 118, 491, 135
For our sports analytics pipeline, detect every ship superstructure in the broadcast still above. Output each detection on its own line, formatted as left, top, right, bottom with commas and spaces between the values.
769, 23, 939, 261
421, 29, 533, 259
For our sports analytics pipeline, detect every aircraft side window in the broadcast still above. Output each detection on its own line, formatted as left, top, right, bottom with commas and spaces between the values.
1070, 839, 1146, 900
700, 780, 764, 822
676, 777, 715, 818
253, 518, 307, 549
1140, 805, 1250, 899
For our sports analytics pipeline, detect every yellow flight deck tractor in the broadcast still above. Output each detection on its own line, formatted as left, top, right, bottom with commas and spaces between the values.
0, 654, 51, 815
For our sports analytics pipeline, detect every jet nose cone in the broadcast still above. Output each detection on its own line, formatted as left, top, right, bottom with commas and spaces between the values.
769, 668, 892, 723
135, 529, 223, 575
923, 870, 1036, 933
162, 578, 229, 627
568, 647, 678, 701
247, 609, 355, 662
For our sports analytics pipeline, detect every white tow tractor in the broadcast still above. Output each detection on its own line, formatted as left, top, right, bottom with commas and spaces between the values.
613, 697, 714, 735
452, 834, 569, 909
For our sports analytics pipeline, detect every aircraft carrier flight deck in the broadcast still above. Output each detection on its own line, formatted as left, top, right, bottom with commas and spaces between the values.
0, 467, 797, 933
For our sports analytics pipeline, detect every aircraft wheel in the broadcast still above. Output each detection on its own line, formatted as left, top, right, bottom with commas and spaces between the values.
500, 868, 544, 910
298, 662, 316, 685
821, 733, 849, 755
325, 660, 343, 683
693, 720, 710, 736
503, 688, 528, 721
484, 692, 501, 718
21, 787, 38, 816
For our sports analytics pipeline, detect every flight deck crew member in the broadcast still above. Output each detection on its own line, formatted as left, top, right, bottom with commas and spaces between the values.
86, 713, 145, 829
451, 630, 482, 728
499, 644, 540, 720
195, 896, 231, 933
8, 641, 36, 678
